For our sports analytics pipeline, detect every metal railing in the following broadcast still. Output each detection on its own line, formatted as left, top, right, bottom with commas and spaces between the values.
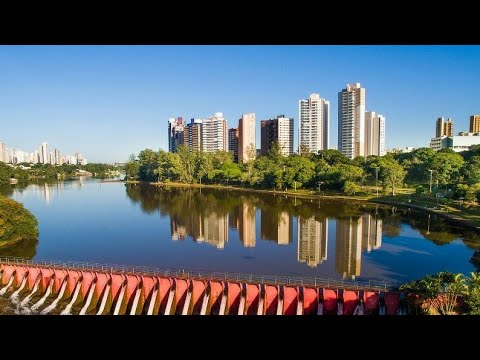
0, 256, 399, 291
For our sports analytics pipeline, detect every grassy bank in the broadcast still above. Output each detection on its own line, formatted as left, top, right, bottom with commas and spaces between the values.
372, 194, 480, 231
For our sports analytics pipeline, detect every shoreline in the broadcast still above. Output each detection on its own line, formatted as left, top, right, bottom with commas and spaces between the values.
125, 180, 480, 232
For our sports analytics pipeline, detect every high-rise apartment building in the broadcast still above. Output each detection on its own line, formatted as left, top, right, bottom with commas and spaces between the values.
168, 117, 185, 153
0, 142, 6, 163
299, 94, 329, 153
54, 149, 61, 165
228, 128, 239, 162
260, 115, 294, 156
470, 115, 480, 133
49, 152, 55, 165
365, 111, 386, 156
338, 83, 366, 159
238, 113, 256, 163
184, 119, 203, 152
202, 112, 227, 153
436, 117, 454, 137
39, 142, 48, 164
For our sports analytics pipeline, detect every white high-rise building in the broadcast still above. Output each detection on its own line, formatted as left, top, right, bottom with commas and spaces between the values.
365, 111, 386, 156
238, 112, 256, 163
54, 149, 61, 165
338, 83, 366, 159
0, 142, 6, 163
39, 142, 48, 164
49, 152, 55, 165
299, 94, 330, 153
201, 112, 227, 152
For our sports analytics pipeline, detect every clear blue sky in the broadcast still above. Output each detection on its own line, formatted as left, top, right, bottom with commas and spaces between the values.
1, 45, 479, 163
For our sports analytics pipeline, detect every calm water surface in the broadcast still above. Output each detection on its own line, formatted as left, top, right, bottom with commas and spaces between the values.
2, 178, 480, 283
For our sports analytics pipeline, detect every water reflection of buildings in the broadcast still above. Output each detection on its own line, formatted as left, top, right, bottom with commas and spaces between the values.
261, 210, 292, 245
227, 202, 257, 247
335, 213, 382, 280
171, 212, 228, 249
297, 217, 328, 267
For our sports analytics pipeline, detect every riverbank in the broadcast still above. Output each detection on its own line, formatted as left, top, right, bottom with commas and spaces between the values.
126, 180, 480, 231
372, 196, 480, 232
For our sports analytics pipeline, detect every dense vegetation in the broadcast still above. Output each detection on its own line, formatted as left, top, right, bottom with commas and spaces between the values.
400, 272, 480, 315
0, 162, 117, 183
126, 143, 480, 202
0, 195, 39, 258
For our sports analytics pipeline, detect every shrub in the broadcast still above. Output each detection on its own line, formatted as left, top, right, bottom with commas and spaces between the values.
415, 185, 426, 194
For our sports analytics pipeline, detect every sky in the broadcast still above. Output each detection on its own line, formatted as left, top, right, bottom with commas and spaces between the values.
0, 45, 479, 163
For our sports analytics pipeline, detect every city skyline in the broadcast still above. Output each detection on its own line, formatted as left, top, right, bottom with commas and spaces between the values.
0, 140, 87, 165
1, 46, 479, 162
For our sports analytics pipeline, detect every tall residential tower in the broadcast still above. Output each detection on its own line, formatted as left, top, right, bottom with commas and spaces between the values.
470, 115, 480, 133
338, 83, 366, 159
299, 94, 329, 154
436, 117, 454, 137
238, 113, 256, 163
260, 115, 294, 156
365, 111, 386, 156
168, 117, 185, 153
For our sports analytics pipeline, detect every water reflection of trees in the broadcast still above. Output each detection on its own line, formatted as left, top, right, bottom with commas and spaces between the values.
0, 238, 38, 258
125, 184, 373, 220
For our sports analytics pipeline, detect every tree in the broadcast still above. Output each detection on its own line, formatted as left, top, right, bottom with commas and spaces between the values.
316, 149, 350, 166
176, 145, 196, 183
283, 156, 315, 189
244, 144, 257, 185
343, 181, 361, 195
430, 151, 464, 186
125, 153, 140, 180
138, 149, 159, 181
463, 156, 480, 185
378, 158, 406, 196
267, 141, 283, 161
0, 196, 39, 257
397, 147, 435, 184
299, 144, 310, 156
195, 152, 213, 184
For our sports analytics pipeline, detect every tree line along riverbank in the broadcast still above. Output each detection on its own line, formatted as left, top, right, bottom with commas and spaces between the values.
124, 144, 480, 230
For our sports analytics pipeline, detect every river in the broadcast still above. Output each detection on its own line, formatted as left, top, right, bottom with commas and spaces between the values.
1, 178, 479, 284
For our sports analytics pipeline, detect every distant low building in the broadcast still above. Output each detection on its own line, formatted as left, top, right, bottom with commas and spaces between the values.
430, 132, 480, 152
386, 146, 415, 154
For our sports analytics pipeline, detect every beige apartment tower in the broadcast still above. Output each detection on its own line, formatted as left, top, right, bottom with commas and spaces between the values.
299, 94, 329, 153
470, 115, 480, 133
365, 111, 386, 156
338, 83, 366, 159
436, 117, 454, 137
238, 112, 256, 163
